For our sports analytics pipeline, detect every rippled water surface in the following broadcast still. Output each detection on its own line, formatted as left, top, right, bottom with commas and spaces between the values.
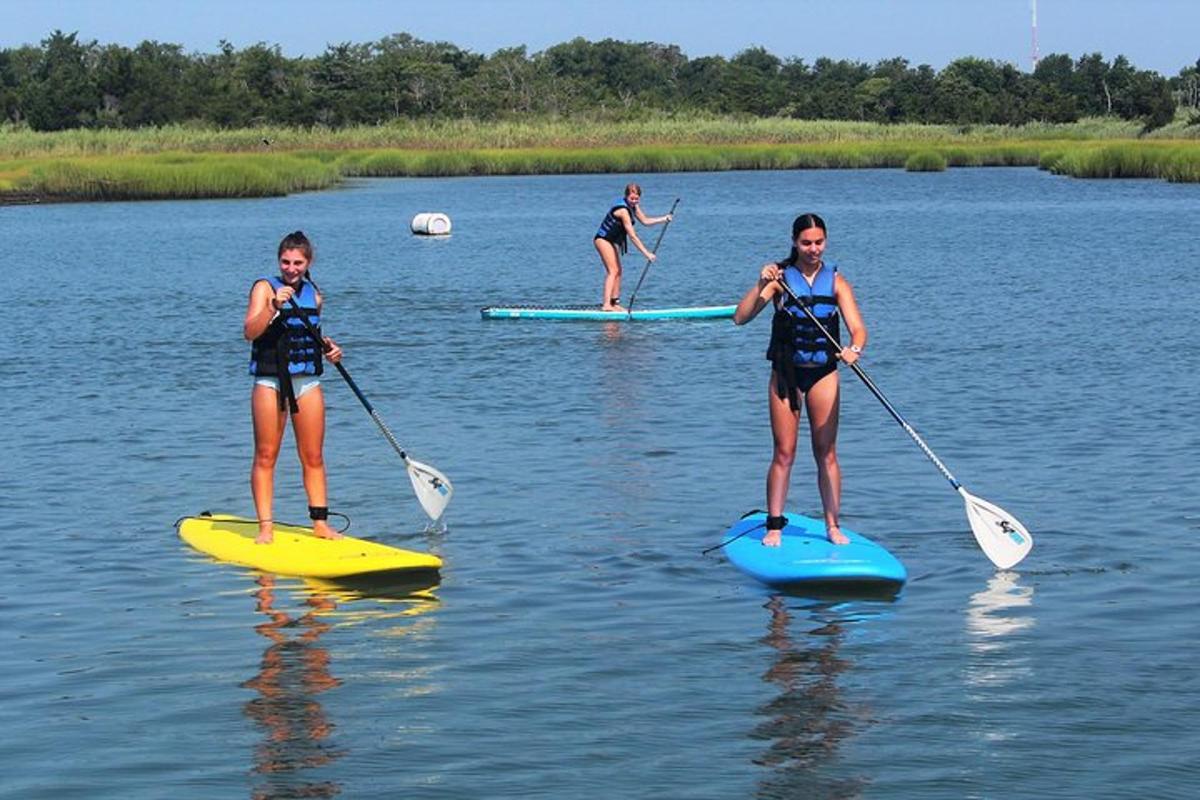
5, 168, 1199, 799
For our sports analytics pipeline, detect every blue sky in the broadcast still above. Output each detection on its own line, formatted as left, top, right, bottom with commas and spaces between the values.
2, 0, 1197, 76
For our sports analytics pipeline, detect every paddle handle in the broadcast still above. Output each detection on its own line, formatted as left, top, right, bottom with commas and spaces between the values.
284, 296, 411, 462
773, 279, 963, 491
626, 197, 680, 313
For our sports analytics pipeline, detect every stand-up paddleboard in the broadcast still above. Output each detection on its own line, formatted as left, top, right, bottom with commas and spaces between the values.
720, 511, 906, 590
480, 304, 736, 321
177, 513, 441, 579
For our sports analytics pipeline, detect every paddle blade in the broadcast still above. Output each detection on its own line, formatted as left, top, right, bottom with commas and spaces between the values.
406, 458, 453, 521
961, 489, 1033, 569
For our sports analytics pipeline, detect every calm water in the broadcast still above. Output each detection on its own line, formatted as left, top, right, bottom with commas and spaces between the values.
4, 168, 1198, 799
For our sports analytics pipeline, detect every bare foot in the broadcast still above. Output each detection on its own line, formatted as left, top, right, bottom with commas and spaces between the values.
826, 526, 850, 546
601, 304, 627, 312
312, 520, 343, 540
255, 522, 274, 545
763, 528, 782, 547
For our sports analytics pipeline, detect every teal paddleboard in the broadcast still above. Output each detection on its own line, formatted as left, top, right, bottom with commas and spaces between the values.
721, 511, 906, 590
480, 304, 736, 321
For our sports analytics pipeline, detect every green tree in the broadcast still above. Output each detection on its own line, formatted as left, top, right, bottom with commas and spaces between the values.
21, 30, 98, 130
722, 47, 785, 115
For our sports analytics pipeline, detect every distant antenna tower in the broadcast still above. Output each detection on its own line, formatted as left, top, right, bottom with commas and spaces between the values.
1030, 0, 1040, 71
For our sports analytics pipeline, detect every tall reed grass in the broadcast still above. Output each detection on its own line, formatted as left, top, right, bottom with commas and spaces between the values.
1, 114, 1186, 159
14, 152, 340, 200
3, 118, 1199, 202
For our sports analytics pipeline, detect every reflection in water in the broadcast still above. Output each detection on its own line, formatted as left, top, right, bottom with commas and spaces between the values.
243, 574, 345, 799
752, 595, 870, 800
965, 572, 1036, 688
241, 573, 440, 799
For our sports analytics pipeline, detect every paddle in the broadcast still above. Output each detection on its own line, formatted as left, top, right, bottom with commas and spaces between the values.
773, 277, 1033, 569
280, 289, 453, 521
625, 197, 680, 314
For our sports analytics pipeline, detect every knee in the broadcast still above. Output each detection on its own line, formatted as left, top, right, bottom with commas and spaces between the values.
812, 442, 838, 468
298, 448, 325, 471
253, 448, 279, 470
772, 445, 797, 468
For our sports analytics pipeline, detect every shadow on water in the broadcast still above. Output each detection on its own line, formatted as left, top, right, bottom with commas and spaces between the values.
751, 592, 896, 800
240, 571, 439, 799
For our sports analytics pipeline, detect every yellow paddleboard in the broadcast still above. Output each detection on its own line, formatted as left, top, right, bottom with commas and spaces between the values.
177, 513, 442, 579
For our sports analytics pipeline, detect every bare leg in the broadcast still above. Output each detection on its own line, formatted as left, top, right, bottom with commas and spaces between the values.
805, 370, 849, 545
251, 384, 288, 544
765, 371, 802, 547
291, 385, 342, 540
595, 238, 626, 311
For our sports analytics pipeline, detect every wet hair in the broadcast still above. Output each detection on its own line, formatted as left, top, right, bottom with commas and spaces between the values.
277, 230, 314, 262
624, 182, 643, 199
781, 213, 828, 266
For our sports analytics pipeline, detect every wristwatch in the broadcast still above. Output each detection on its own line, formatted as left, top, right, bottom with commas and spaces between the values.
849, 345, 862, 354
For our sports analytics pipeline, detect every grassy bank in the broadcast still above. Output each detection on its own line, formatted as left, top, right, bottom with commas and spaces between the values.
3, 116, 1199, 202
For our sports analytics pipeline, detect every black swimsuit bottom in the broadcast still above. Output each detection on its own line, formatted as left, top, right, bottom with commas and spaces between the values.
779, 363, 837, 397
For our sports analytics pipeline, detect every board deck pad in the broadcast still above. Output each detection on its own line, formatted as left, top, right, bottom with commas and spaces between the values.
721, 511, 906, 590
480, 304, 736, 321
177, 513, 442, 579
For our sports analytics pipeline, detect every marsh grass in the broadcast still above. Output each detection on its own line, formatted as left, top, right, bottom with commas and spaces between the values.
905, 151, 948, 172
1, 115, 1185, 159
1045, 142, 1200, 182
3, 115, 1199, 201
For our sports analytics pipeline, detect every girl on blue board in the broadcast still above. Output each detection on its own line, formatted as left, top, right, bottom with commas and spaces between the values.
733, 214, 868, 547
244, 230, 344, 545
593, 182, 673, 311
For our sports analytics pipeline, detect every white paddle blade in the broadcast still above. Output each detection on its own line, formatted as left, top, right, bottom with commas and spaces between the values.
961, 489, 1033, 569
407, 458, 453, 521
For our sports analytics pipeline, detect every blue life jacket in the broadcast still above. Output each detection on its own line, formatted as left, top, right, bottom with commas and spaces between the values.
248, 276, 324, 379
766, 261, 842, 409
595, 198, 636, 252
775, 262, 841, 366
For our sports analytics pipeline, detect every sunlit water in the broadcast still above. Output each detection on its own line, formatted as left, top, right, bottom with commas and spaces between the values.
4, 168, 1198, 798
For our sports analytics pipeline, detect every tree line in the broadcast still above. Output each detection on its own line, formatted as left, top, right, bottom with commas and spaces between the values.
2, 30, 1196, 132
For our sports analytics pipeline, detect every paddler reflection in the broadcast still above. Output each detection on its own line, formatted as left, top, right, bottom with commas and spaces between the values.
242, 574, 345, 799
241, 571, 441, 798
752, 596, 868, 798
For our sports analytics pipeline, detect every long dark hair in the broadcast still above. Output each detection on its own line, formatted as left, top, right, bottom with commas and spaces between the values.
780, 213, 827, 267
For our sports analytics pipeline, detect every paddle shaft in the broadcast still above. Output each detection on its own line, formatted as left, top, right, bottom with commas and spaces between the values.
282, 294, 413, 463
626, 197, 680, 313
773, 278, 963, 492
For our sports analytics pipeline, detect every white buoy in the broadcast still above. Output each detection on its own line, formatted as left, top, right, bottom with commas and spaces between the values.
411, 212, 452, 236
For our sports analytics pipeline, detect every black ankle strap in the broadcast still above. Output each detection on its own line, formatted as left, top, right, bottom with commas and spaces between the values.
308, 506, 329, 521
765, 515, 788, 531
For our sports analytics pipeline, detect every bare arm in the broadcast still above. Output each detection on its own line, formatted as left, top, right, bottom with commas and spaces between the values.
618, 208, 655, 260
734, 262, 783, 325
244, 280, 281, 341
634, 205, 673, 226
315, 292, 342, 363
834, 274, 868, 365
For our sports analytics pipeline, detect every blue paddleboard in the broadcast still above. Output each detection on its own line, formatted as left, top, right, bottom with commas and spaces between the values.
480, 304, 735, 321
721, 511, 906, 590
